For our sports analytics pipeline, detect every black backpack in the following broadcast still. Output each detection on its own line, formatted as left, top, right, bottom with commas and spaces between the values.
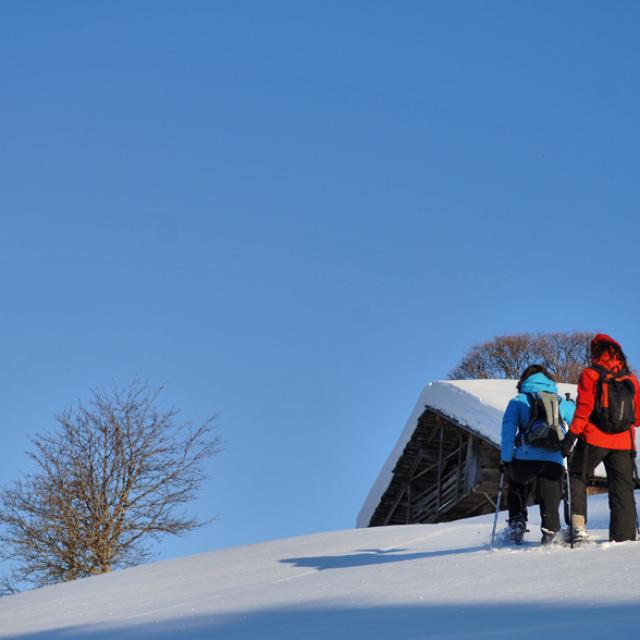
517, 392, 567, 450
590, 365, 637, 434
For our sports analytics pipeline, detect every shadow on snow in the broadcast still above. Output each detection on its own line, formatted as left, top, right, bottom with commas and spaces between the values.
8, 602, 640, 640
279, 545, 487, 570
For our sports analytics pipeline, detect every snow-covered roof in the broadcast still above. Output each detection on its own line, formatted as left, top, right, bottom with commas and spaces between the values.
357, 379, 579, 528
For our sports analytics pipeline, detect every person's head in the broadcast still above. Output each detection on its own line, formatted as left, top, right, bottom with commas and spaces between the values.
591, 334, 627, 366
516, 364, 555, 392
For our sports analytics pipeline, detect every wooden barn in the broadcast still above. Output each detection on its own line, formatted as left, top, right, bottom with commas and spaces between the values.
356, 379, 609, 529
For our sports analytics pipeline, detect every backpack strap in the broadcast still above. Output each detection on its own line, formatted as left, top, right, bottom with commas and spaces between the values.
590, 364, 608, 375
591, 364, 631, 379
515, 393, 535, 446
524, 392, 538, 424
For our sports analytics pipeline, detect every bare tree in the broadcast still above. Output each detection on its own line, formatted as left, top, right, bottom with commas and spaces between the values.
0, 381, 221, 590
449, 332, 593, 383
534, 332, 592, 385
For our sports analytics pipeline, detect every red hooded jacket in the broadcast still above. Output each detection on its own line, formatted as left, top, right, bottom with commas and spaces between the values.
568, 334, 640, 450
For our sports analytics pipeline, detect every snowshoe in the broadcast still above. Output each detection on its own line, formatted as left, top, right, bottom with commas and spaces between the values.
559, 514, 590, 546
561, 526, 590, 546
540, 528, 556, 546
504, 519, 528, 545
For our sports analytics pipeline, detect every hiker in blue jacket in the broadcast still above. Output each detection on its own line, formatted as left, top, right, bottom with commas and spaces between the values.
500, 365, 576, 544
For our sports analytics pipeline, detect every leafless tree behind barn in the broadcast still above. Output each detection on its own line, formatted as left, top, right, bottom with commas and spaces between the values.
448, 332, 593, 383
0, 381, 221, 591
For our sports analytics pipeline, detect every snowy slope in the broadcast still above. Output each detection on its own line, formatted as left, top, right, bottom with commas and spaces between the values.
358, 379, 580, 527
1, 493, 640, 639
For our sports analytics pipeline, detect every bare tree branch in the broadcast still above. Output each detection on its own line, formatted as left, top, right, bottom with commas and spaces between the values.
0, 380, 221, 591
449, 332, 593, 383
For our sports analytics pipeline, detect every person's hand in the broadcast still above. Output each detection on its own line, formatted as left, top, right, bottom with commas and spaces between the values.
561, 432, 577, 458
499, 461, 510, 475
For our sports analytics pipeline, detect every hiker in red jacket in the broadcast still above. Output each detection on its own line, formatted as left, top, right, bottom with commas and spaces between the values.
561, 334, 640, 542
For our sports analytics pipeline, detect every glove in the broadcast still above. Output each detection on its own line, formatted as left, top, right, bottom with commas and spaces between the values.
499, 461, 510, 475
561, 432, 577, 458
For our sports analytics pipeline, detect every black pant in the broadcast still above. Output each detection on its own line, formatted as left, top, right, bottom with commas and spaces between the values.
568, 440, 638, 542
508, 459, 563, 532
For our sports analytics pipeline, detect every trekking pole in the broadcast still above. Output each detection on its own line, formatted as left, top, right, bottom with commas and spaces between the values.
490, 466, 505, 551
629, 428, 640, 538
632, 450, 639, 537
562, 420, 574, 549
564, 459, 573, 549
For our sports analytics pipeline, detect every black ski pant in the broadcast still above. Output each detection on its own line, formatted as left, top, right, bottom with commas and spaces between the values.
508, 459, 563, 533
568, 440, 637, 542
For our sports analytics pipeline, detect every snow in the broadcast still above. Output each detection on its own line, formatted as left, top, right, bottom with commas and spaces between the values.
1, 493, 640, 639
357, 379, 579, 528
2, 378, 639, 639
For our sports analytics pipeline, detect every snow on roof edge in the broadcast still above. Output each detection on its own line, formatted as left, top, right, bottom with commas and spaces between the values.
356, 383, 435, 529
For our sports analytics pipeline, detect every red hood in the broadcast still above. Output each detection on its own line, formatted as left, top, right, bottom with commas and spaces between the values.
591, 333, 625, 372
591, 333, 623, 352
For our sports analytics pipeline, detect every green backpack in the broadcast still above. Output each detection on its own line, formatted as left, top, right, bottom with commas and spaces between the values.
517, 392, 567, 450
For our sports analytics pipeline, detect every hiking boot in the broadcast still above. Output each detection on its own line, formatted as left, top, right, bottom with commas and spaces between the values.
541, 528, 556, 545
563, 514, 589, 544
505, 518, 528, 544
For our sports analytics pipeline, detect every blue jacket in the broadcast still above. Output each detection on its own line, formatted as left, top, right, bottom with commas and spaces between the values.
500, 373, 576, 465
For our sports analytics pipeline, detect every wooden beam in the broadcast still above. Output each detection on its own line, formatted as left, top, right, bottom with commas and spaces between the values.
464, 434, 479, 493
436, 422, 444, 512
456, 430, 463, 500
418, 419, 442, 449
382, 485, 407, 526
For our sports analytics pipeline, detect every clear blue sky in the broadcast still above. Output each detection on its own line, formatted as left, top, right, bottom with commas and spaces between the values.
1, 1, 639, 564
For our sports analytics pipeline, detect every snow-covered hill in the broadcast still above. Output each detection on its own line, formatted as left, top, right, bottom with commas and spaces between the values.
2, 494, 640, 639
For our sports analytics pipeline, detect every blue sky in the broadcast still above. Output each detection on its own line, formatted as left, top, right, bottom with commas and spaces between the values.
1, 1, 639, 565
